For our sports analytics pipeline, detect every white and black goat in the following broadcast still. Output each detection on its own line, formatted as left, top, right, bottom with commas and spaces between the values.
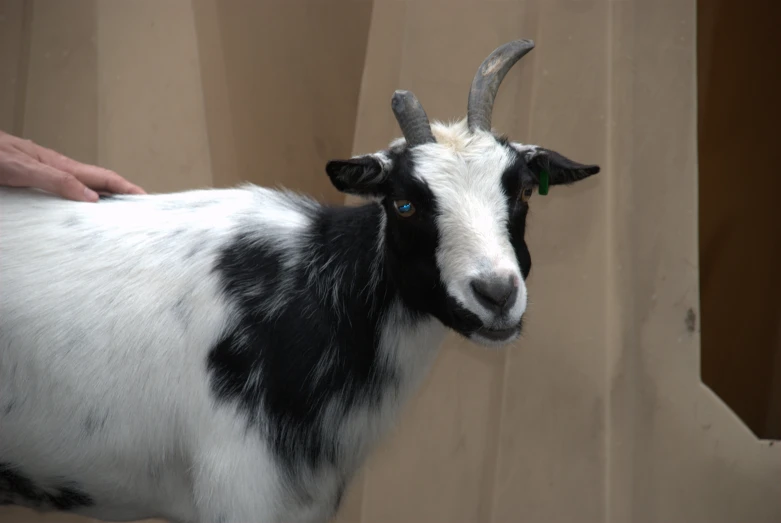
0, 40, 599, 523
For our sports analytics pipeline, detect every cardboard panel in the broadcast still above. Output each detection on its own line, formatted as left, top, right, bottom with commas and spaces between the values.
606, 1, 781, 522
0, 0, 29, 133
95, 0, 212, 193
20, 0, 98, 165
193, 0, 373, 198
492, 0, 609, 518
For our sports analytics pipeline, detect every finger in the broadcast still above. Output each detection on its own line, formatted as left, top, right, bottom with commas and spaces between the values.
80, 168, 147, 196
41, 149, 146, 195
17, 161, 99, 202
8, 136, 39, 157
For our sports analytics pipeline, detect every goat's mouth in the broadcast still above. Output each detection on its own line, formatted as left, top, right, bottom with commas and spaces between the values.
475, 325, 519, 342
468, 319, 523, 346
445, 299, 522, 345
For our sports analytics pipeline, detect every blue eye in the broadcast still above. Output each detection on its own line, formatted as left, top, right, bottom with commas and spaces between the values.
393, 200, 416, 217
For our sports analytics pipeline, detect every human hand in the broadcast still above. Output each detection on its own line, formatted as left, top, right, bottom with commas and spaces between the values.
0, 129, 146, 202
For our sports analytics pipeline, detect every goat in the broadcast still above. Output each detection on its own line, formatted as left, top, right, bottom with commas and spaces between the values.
0, 40, 599, 523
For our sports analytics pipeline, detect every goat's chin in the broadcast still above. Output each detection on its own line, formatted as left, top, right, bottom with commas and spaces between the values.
466, 323, 522, 348
443, 305, 523, 348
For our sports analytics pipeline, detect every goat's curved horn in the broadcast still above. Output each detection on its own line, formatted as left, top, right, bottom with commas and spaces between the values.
467, 39, 535, 132
391, 90, 436, 147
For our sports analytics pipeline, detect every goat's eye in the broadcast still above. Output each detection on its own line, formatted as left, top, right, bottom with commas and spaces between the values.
393, 200, 416, 217
520, 187, 533, 203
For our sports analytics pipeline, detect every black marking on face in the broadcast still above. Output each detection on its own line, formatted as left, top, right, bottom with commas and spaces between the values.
0, 463, 95, 511
380, 149, 483, 336
500, 145, 533, 280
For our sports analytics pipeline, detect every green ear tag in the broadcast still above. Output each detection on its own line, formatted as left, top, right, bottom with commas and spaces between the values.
538, 170, 550, 195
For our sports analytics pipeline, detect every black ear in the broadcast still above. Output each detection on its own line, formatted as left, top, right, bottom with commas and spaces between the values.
325, 155, 389, 197
524, 148, 600, 187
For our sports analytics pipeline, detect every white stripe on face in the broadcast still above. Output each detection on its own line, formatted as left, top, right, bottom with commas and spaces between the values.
411, 127, 528, 329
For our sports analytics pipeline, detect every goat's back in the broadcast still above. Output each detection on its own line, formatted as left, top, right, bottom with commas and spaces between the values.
0, 186, 309, 521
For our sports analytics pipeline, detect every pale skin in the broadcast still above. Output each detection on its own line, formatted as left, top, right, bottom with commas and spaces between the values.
0, 129, 145, 201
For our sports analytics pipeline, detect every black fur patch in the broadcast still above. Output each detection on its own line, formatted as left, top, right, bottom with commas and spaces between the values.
0, 463, 95, 511
208, 203, 400, 473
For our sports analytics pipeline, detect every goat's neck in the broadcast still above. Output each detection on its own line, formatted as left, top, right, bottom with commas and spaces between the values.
209, 199, 446, 482
313, 201, 446, 397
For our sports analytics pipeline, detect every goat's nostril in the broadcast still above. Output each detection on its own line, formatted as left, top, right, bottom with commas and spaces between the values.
470, 275, 518, 313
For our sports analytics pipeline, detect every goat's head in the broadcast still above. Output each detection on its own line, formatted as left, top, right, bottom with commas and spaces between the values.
326, 40, 599, 347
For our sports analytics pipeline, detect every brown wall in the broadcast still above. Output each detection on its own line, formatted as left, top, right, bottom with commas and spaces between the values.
192, 0, 372, 197
697, 0, 781, 440
0, 0, 30, 135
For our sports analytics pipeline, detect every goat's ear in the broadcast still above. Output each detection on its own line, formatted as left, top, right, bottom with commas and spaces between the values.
517, 146, 600, 187
326, 154, 390, 197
